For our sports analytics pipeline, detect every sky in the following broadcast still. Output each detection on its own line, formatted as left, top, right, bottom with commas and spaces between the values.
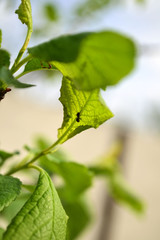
0, 0, 160, 129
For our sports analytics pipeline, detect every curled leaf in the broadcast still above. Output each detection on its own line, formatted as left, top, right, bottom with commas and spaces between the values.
58, 77, 113, 143
15, 0, 32, 29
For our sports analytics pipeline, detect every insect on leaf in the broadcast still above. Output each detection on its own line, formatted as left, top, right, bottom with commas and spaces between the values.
58, 77, 113, 143
23, 58, 56, 75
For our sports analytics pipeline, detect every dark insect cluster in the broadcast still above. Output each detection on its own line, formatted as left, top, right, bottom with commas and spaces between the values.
0, 88, 11, 101
76, 112, 81, 122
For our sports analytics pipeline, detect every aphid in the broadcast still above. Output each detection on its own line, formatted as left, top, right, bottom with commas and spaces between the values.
0, 88, 11, 101
76, 112, 81, 122
40, 62, 52, 69
48, 63, 52, 69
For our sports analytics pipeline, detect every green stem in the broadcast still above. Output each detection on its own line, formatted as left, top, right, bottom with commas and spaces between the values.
11, 28, 32, 74
15, 71, 28, 80
5, 120, 76, 176
13, 54, 32, 77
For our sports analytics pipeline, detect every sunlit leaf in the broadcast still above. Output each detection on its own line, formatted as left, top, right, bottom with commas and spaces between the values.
58, 77, 113, 143
28, 31, 136, 90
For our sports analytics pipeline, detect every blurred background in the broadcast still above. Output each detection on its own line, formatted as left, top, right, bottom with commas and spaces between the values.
0, 0, 160, 239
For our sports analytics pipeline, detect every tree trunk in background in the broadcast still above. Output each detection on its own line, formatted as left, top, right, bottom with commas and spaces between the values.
98, 128, 129, 240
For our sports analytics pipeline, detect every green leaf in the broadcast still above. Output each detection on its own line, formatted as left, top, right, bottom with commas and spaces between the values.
0, 175, 22, 212
0, 228, 4, 240
0, 150, 19, 167
1, 193, 31, 223
109, 175, 144, 213
28, 31, 136, 90
58, 189, 91, 240
3, 168, 68, 240
15, 0, 32, 29
89, 148, 144, 212
89, 166, 112, 176
65, 200, 91, 240
58, 77, 113, 143
40, 157, 93, 198
35, 137, 93, 197
0, 30, 2, 48
76, 0, 110, 17
0, 66, 34, 89
0, 49, 10, 68
44, 3, 59, 22
23, 58, 56, 75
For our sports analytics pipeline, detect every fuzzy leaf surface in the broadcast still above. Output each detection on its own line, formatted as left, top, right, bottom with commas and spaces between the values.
3, 168, 68, 240
0, 175, 21, 212
28, 31, 136, 90
58, 77, 113, 143
15, 0, 32, 29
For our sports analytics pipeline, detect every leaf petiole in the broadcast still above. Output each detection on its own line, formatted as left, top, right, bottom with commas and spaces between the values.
5, 120, 76, 176
11, 29, 32, 74
11, 54, 32, 76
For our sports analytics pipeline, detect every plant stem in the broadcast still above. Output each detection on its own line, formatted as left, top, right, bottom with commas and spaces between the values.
11, 28, 32, 74
12, 55, 32, 76
5, 120, 76, 176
